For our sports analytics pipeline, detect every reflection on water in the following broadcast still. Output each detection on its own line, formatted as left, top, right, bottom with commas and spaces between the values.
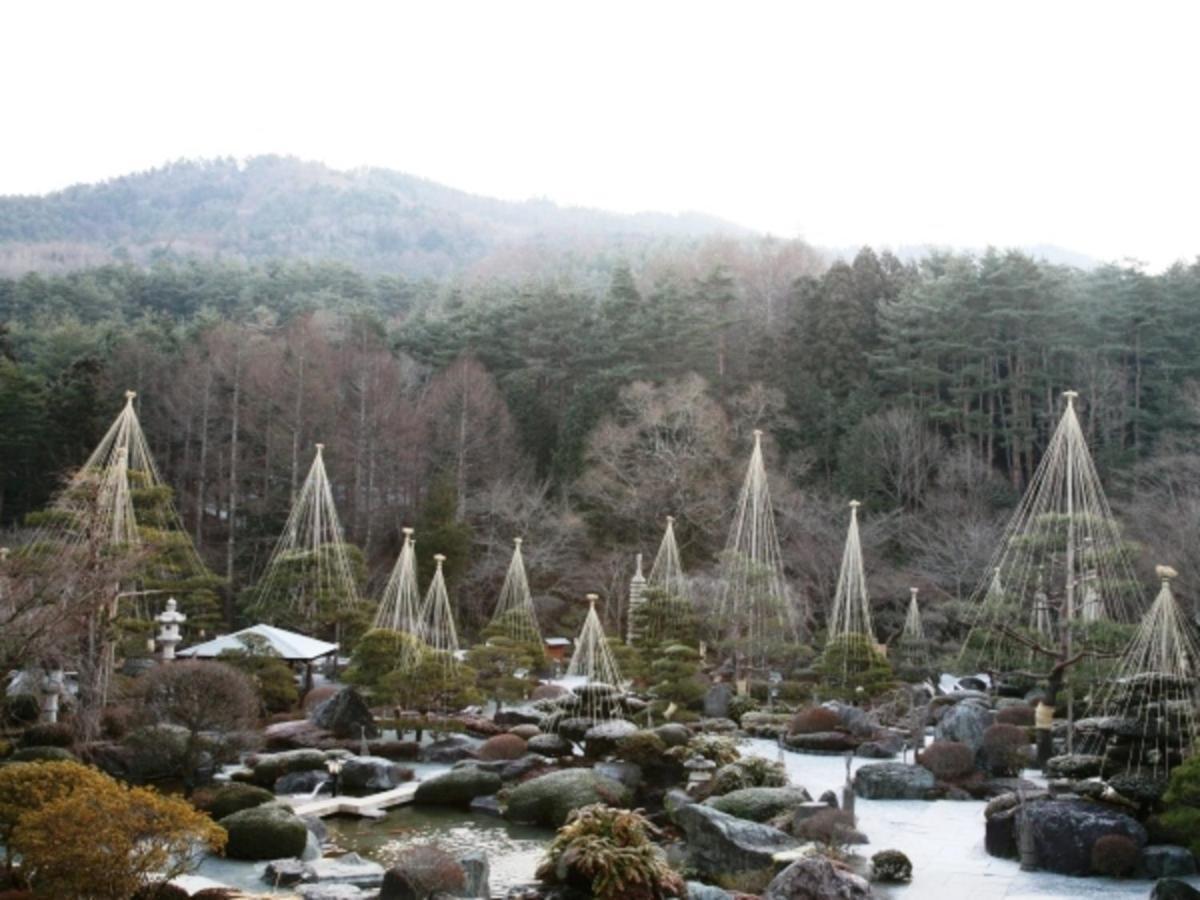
327, 806, 553, 891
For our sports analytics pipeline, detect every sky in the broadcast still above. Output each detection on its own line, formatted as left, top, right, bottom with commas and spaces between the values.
3, 1, 1198, 269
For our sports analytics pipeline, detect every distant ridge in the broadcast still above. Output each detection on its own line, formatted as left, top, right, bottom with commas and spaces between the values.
0, 156, 753, 277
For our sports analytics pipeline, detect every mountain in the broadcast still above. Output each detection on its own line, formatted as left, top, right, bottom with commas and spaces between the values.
0, 156, 753, 278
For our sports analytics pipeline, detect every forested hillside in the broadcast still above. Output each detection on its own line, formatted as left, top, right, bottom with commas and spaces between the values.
0, 156, 747, 278
2, 244, 1199, 645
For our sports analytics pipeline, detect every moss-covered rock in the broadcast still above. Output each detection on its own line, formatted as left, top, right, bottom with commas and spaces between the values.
243, 749, 329, 787
220, 804, 308, 860
205, 782, 275, 820
705, 786, 813, 823
413, 766, 503, 808
504, 768, 633, 827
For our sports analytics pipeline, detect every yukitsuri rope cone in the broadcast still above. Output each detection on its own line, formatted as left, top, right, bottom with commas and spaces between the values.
488, 537, 542, 645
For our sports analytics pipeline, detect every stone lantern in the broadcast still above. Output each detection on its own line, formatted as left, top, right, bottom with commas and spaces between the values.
39, 669, 65, 724
155, 597, 187, 660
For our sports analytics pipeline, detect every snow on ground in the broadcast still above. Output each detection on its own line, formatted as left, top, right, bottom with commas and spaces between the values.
740, 736, 1200, 899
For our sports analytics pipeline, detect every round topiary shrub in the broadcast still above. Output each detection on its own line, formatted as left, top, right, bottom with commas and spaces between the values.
219, 805, 308, 861
918, 741, 976, 781
789, 706, 843, 735
477, 734, 527, 761
995, 705, 1035, 727
982, 723, 1031, 776
201, 782, 275, 820
1090, 833, 1139, 877
871, 848, 913, 883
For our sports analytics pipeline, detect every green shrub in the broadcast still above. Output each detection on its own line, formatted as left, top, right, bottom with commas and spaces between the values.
665, 735, 738, 767
219, 805, 307, 861
1090, 833, 1139, 877
536, 804, 685, 900
710, 756, 787, 795
1161, 755, 1200, 856
817, 633, 895, 699
726, 694, 760, 725
871, 849, 913, 883
615, 730, 669, 768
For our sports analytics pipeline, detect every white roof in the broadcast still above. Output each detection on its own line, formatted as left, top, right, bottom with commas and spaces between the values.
178, 624, 338, 662
544, 637, 571, 646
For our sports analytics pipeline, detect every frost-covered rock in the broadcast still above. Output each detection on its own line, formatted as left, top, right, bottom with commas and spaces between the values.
852, 762, 935, 800
671, 803, 799, 879
935, 702, 993, 753
414, 766, 502, 807
762, 856, 872, 899
503, 768, 632, 827
1017, 799, 1147, 876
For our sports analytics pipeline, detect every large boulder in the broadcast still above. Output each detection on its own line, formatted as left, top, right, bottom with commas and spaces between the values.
1043, 754, 1104, 779
1152, 880, 1200, 900
705, 787, 814, 823
414, 767, 503, 808
654, 723, 693, 748
458, 848, 490, 899
494, 709, 542, 728
504, 768, 633, 827
418, 735, 478, 763
311, 687, 379, 740
584, 719, 639, 758
852, 763, 935, 800
275, 769, 331, 795
761, 856, 872, 899
339, 756, 412, 792
1142, 846, 1198, 879
243, 749, 330, 787
935, 702, 993, 754
220, 805, 309, 860
1018, 799, 1147, 876
526, 733, 572, 757
304, 853, 386, 888
704, 683, 734, 719
264, 718, 328, 750
671, 802, 799, 880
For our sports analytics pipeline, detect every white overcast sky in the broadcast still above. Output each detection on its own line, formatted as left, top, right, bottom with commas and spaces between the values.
3, 1, 1198, 268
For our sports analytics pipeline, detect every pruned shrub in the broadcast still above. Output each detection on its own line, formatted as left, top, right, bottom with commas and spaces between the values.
383, 844, 466, 897
665, 735, 738, 767
10, 777, 225, 899
1090, 833, 1139, 877
1, 695, 39, 727
8, 746, 74, 763
788, 706, 842, 735
726, 694, 760, 725
918, 741, 976, 781
871, 848, 913, 883
981, 724, 1031, 776
477, 733, 527, 761
0, 760, 113, 866
199, 782, 275, 820
1161, 754, 1200, 856
615, 731, 668, 769
101, 705, 135, 740
19, 723, 74, 749
995, 705, 1035, 727
218, 805, 306, 861
710, 756, 788, 795
536, 804, 685, 900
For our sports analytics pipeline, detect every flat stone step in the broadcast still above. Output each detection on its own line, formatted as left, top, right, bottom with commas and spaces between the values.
293, 782, 418, 818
